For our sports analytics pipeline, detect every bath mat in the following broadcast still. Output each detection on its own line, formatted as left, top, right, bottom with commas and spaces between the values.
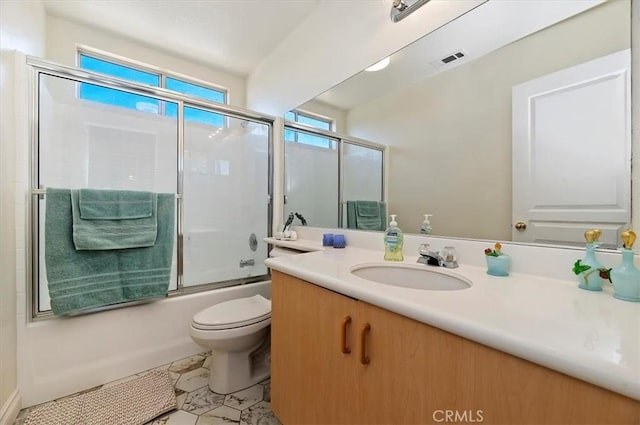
23, 370, 176, 425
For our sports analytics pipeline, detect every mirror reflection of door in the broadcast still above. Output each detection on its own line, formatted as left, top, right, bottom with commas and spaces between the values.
512, 49, 631, 247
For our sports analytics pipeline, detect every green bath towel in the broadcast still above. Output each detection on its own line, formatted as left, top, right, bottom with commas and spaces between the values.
78, 188, 153, 219
45, 188, 175, 316
346, 200, 386, 231
71, 190, 158, 250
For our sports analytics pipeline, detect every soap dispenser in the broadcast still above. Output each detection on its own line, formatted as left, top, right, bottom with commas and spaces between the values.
572, 229, 606, 291
384, 214, 404, 261
611, 229, 639, 302
419, 214, 433, 235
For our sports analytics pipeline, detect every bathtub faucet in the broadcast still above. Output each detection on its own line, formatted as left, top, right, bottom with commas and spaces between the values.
239, 259, 255, 268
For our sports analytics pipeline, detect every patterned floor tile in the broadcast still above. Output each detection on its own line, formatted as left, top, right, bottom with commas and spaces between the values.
195, 405, 241, 425
148, 409, 198, 425
175, 368, 210, 392
135, 362, 180, 385
12, 406, 34, 425
182, 387, 225, 415
223, 385, 263, 411
175, 389, 188, 410
14, 352, 279, 425
169, 354, 206, 374
168, 370, 181, 386
239, 401, 280, 425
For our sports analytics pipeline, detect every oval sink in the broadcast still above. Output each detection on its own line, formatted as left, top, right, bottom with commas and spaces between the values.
350, 263, 471, 291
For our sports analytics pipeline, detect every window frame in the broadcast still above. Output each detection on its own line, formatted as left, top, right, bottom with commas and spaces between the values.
76, 46, 229, 122
285, 109, 334, 131
284, 109, 336, 148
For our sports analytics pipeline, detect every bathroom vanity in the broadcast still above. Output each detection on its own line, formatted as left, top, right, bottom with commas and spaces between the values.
265, 239, 640, 424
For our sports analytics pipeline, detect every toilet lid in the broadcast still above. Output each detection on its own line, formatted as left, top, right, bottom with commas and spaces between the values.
192, 294, 271, 330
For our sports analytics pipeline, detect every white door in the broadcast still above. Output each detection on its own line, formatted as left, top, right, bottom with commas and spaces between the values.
512, 49, 631, 247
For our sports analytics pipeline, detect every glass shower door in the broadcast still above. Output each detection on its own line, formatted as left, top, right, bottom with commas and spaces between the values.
284, 128, 340, 228
182, 108, 270, 287
36, 74, 179, 312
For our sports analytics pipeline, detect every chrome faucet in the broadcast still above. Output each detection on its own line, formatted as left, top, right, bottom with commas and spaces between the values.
239, 259, 255, 268
417, 244, 458, 268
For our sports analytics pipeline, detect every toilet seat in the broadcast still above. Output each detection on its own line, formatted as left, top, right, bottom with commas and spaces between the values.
192, 294, 271, 331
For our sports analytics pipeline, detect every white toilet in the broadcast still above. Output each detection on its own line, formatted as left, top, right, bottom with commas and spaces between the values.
190, 294, 271, 394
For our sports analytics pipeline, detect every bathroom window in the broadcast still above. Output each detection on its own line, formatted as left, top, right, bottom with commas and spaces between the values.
285, 110, 333, 131
284, 110, 334, 149
78, 51, 227, 127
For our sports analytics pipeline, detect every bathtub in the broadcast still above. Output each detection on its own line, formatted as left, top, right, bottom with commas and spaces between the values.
17, 280, 271, 407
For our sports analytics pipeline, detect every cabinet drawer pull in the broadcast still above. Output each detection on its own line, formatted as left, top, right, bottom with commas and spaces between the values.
360, 323, 371, 365
341, 316, 352, 354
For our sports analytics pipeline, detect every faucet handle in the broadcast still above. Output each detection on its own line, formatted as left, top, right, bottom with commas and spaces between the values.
440, 246, 459, 268
419, 243, 431, 256
440, 246, 457, 262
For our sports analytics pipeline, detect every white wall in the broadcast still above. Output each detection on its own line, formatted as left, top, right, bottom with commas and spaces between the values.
246, 0, 485, 115
0, 1, 46, 422
45, 15, 247, 108
346, 0, 631, 238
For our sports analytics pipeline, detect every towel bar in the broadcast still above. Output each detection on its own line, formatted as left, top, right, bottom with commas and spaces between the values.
31, 189, 182, 199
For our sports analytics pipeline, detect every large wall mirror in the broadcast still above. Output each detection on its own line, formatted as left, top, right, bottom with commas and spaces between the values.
288, 0, 632, 248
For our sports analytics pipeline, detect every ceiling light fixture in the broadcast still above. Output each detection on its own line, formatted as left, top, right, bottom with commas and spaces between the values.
365, 57, 390, 72
391, 0, 431, 23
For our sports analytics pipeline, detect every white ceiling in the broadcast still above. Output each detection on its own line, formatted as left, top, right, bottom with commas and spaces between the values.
42, 0, 321, 76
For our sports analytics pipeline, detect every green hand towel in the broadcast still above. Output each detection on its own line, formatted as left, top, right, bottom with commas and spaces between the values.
355, 200, 380, 217
71, 190, 158, 250
346, 201, 357, 229
78, 188, 153, 219
45, 188, 175, 316
347, 200, 387, 231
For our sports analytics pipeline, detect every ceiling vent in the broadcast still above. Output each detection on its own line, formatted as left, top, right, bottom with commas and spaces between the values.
431, 50, 469, 68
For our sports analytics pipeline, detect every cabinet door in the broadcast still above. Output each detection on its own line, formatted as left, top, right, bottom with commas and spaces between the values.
355, 300, 639, 425
354, 300, 472, 424
271, 271, 359, 424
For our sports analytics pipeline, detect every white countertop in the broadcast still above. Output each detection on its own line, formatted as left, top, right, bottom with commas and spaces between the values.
265, 243, 640, 401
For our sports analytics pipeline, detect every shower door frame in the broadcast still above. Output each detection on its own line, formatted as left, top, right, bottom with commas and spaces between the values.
26, 56, 275, 320
283, 120, 388, 228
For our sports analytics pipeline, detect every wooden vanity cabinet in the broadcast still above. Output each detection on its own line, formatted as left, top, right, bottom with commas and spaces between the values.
271, 271, 640, 425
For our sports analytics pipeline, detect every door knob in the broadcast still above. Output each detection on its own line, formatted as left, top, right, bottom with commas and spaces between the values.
514, 222, 527, 231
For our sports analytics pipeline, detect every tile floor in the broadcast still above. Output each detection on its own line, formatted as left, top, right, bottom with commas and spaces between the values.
14, 351, 281, 425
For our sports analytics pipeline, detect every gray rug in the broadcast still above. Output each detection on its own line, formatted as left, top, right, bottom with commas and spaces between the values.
23, 370, 176, 425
